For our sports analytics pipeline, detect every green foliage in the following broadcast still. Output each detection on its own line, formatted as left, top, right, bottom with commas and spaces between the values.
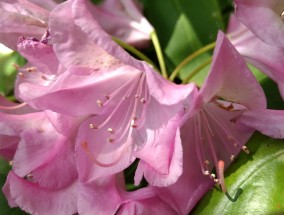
0, 52, 25, 96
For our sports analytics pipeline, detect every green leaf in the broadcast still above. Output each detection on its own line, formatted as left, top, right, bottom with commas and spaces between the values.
0, 52, 25, 96
192, 133, 284, 215
142, 0, 223, 80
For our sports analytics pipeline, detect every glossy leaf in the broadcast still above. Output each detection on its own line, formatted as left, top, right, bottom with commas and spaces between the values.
191, 133, 284, 215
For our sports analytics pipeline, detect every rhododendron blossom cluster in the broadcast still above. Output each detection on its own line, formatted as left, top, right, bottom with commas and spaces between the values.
0, 0, 283, 214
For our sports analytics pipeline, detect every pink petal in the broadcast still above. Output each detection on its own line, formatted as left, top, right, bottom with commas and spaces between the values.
0, 0, 48, 49
154, 118, 215, 214
197, 31, 266, 111
17, 37, 61, 75
3, 172, 77, 215
77, 176, 122, 215
238, 109, 284, 139
72, 0, 145, 71
134, 114, 183, 187
144, 63, 198, 106
75, 115, 135, 181
227, 14, 284, 100
234, 0, 284, 47
86, 0, 153, 48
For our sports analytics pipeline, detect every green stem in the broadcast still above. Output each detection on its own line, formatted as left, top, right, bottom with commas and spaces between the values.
169, 42, 216, 81
112, 37, 158, 70
150, 31, 168, 79
182, 57, 212, 84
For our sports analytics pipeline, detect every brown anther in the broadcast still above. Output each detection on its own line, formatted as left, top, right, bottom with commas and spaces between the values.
105, 95, 110, 100
12, 63, 20, 69
140, 98, 146, 104
107, 128, 114, 133
89, 124, 98, 129
26, 67, 36, 72
130, 119, 138, 128
18, 72, 24, 78
97, 100, 103, 107
41, 75, 49, 81
107, 138, 115, 143
204, 160, 210, 166
242, 146, 250, 154
204, 170, 210, 176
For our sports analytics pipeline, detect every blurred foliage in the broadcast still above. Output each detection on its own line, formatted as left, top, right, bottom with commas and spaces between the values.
0, 52, 25, 97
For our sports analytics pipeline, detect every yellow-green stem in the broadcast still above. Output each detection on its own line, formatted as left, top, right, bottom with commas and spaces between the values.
150, 31, 168, 79
169, 42, 216, 81
182, 57, 212, 84
112, 37, 158, 70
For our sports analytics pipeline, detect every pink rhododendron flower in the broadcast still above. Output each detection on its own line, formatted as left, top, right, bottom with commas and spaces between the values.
1, 108, 78, 214
78, 172, 181, 214
0, 0, 52, 49
234, 0, 284, 47
227, 14, 284, 100
14, 0, 197, 188
175, 31, 265, 195
92, 0, 154, 48
0, 96, 34, 160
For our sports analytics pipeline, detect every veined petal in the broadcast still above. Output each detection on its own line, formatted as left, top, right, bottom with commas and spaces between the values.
3, 172, 77, 215
134, 112, 183, 187
238, 109, 284, 139
77, 176, 122, 215
0, 0, 49, 49
17, 37, 61, 75
72, 0, 145, 71
234, 0, 284, 47
144, 62, 198, 106
197, 31, 266, 111
227, 14, 284, 100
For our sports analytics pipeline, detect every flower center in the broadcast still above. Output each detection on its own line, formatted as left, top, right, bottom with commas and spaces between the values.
194, 100, 249, 192
82, 72, 149, 167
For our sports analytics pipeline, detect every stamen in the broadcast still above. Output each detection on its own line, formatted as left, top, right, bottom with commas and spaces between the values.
140, 98, 146, 104
81, 141, 128, 168
18, 72, 24, 78
9, 161, 13, 166
0, 102, 27, 110
230, 155, 235, 161
96, 100, 103, 107
218, 160, 227, 193
204, 170, 210, 176
107, 128, 114, 133
242, 146, 250, 154
105, 95, 110, 100
130, 118, 138, 128
12, 63, 20, 69
107, 138, 115, 143
26, 67, 36, 72
89, 124, 98, 129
